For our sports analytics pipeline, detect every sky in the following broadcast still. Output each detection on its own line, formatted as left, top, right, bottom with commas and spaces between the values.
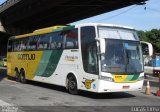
71, 0, 160, 31
0, 0, 160, 31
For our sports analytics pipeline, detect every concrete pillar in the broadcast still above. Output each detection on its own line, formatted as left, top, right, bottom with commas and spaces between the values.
0, 20, 6, 32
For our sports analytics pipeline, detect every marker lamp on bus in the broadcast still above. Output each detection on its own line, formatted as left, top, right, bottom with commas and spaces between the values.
138, 76, 144, 81
99, 75, 113, 82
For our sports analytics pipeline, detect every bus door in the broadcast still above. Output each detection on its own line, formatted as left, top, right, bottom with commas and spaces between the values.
80, 26, 99, 91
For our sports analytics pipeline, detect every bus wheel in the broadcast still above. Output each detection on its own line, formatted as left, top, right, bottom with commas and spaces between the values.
15, 70, 20, 82
68, 75, 78, 95
20, 70, 26, 84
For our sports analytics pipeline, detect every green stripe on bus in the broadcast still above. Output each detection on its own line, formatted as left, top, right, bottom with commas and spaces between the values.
62, 25, 75, 30
125, 75, 134, 81
130, 74, 140, 81
35, 51, 52, 76
53, 28, 64, 32
41, 50, 63, 77
53, 25, 75, 32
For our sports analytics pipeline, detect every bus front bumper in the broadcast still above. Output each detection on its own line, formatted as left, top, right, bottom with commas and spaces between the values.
97, 80, 144, 93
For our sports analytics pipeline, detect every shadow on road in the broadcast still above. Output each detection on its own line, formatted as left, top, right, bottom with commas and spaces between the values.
27, 80, 136, 99
78, 91, 136, 99
27, 80, 67, 93
0, 68, 7, 81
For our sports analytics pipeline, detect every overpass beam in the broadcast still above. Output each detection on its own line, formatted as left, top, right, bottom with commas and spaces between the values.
0, 20, 6, 32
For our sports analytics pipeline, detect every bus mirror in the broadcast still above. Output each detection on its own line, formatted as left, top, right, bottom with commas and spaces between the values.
141, 41, 153, 57
148, 43, 153, 57
95, 38, 105, 54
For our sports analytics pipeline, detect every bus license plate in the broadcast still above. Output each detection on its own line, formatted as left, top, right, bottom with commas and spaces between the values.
122, 86, 130, 89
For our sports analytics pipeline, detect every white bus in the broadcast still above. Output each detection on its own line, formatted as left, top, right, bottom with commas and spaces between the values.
7, 23, 145, 94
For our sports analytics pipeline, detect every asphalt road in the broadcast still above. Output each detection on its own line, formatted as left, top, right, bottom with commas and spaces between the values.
0, 68, 160, 112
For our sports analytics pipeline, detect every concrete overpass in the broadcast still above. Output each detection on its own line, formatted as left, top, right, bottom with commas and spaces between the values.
0, 0, 147, 35
0, 32, 10, 56
0, 0, 147, 56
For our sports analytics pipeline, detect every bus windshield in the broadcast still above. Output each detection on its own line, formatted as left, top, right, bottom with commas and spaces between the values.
98, 27, 143, 74
101, 39, 143, 74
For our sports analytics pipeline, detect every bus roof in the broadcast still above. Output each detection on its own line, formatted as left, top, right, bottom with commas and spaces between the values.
16, 25, 67, 38
15, 23, 135, 39
75, 23, 135, 30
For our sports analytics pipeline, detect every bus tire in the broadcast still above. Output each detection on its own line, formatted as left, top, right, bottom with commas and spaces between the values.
68, 75, 78, 95
20, 70, 26, 84
15, 70, 20, 82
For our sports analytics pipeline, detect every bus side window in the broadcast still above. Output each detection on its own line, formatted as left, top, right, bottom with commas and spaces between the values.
8, 40, 13, 52
50, 41, 56, 49
63, 29, 78, 49
37, 34, 50, 50
88, 44, 98, 73
20, 38, 28, 51
28, 36, 38, 51
50, 32, 63, 49
13, 40, 21, 52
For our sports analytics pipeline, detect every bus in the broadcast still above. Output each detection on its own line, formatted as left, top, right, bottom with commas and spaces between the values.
7, 23, 145, 94
141, 41, 160, 76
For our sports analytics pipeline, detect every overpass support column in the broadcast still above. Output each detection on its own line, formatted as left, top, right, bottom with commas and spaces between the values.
0, 20, 6, 32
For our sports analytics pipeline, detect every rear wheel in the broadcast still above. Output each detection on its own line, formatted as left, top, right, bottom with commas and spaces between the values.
68, 75, 78, 95
20, 70, 26, 84
15, 70, 20, 82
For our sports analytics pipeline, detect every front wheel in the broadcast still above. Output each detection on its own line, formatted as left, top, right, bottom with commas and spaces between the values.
68, 76, 78, 95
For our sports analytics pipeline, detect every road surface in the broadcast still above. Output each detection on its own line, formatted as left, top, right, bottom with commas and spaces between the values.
0, 68, 160, 112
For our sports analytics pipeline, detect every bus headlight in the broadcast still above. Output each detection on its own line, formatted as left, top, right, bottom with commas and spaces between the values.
99, 75, 113, 82
138, 76, 144, 81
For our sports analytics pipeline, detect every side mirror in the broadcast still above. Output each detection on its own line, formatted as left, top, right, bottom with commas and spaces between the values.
141, 41, 153, 57
95, 38, 106, 54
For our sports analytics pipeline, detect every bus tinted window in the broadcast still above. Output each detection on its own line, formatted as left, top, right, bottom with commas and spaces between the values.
50, 32, 63, 49
63, 29, 78, 49
8, 40, 13, 52
9, 28, 78, 52
28, 36, 39, 51
49, 29, 78, 50
20, 38, 28, 51
13, 40, 21, 52
37, 34, 50, 50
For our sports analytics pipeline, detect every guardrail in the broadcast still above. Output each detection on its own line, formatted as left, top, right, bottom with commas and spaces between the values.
0, 0, 21, 13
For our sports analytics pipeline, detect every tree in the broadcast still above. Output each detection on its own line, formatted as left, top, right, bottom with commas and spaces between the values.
138, 29, 160, 53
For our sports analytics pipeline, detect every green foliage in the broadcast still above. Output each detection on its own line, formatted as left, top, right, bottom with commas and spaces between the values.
138, 29, 160, 53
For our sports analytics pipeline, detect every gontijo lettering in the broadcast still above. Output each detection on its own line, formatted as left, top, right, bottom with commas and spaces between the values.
18, 54, 35, 60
